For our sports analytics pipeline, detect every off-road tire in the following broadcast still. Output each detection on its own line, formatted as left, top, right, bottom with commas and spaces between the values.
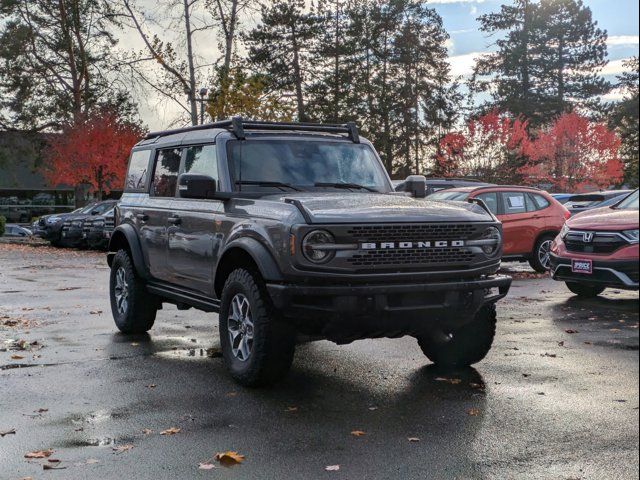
565, 281, 605, 298
219, 268, 295, 387
109, 249, 157, 333
417, 304, 497, 368
529, 234, 556, 273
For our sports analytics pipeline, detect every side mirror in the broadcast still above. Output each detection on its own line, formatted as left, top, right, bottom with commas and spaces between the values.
91, 210, 99, 215
403, 175, 427, 198
178, 173, 217, 199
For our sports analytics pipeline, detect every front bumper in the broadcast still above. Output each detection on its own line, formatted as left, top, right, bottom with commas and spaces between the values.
549, 253, 639, 290
267, 275, 512, 343
61, 226, 84, 244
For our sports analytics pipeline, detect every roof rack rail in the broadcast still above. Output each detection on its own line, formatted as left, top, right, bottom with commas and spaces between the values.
144, 116, 361, 143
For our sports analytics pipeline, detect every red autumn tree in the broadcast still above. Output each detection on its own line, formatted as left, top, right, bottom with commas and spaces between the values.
519, 112, 623, 192
43, 110, 145, 199
434, 110, 531, 183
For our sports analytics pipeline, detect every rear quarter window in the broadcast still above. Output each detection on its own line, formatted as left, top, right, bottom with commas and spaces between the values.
125, 150, 152, 192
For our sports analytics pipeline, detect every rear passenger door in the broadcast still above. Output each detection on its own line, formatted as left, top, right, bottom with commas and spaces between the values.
167, 144, 224, 296
143, 148, 181, 282
497, 191, 537, 256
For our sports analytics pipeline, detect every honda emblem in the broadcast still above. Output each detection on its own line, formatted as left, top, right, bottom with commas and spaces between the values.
582, 232, 594, 243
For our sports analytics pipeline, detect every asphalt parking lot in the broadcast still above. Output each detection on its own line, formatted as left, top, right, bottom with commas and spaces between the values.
0, 243, 638, 480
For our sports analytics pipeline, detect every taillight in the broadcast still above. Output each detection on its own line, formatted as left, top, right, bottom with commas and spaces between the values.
563, 208, 571, 220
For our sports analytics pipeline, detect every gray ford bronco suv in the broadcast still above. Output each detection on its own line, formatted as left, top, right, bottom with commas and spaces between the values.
107, 118, 512, 386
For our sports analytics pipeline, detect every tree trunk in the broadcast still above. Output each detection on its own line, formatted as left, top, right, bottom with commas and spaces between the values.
290, 24, 306, 122
184, 0, 199, 125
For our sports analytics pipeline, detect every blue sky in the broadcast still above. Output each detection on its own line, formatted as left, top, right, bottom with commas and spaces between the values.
430, 0, 639, 93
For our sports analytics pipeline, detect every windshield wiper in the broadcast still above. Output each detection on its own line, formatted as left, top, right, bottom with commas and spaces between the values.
314, 182, 378, 193
235, 180, 303, 192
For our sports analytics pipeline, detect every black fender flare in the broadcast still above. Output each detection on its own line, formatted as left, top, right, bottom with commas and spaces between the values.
107, 223, 149, 279
217, 237, 283, 283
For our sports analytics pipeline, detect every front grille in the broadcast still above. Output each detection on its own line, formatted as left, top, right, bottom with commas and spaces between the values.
83, 222, 92, 235
348, 247, 475, 267
105, 218, 115, 230
565, 231, 628, 254
346, 224, 477, 242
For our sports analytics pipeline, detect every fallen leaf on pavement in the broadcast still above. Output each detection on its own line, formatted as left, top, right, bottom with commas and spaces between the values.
0, 428, 16, 437
565, 329, 578, 334
215, 451, 245, 467
89, 310, 102, 315
350, 430, 366, 437
285, 406, 298, 412
368, 406, 378, 411
112, 444, 134, 453
160, 427, 181, 436
467, 408, 480, 416
10, 354, 24, 360
198, 462, 216, 470
407, 437, 420, 442
36, 408, 48, 413
142, 429, 153, 435
43, 464, 66, 470
146, 384, 157, 389
325, 465, 340, 471
25, 449, 54, 458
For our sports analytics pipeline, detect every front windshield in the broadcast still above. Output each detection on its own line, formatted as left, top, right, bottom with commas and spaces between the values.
227, 140, 389, 192
615, 190, 639, 210
428, 190, 469, 201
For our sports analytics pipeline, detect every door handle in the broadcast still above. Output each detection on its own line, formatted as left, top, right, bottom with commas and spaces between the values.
136, 213, 149, 222
167, 216, 182, 225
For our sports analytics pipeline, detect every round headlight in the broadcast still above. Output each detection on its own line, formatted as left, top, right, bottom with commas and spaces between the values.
302, 230, 335, 263
480, 226, 501, 257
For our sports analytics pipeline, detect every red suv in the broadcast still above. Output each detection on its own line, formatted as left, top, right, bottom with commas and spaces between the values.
429, 186, 570, 272
549, 189, 639, 297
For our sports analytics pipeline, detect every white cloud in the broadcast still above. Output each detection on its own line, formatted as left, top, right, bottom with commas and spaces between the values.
448, 51, 485, 77
600, 57, 636, 76
601, 87, 626, 102
607, 35, 640, 47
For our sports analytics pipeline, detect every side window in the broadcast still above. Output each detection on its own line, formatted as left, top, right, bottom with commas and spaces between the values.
529, 193, 550, 211
152, 149, 181, 197
476, 192, 499, 214
125, 150, 151, 191
502, 191, 527, 214
184, 145, 219, 185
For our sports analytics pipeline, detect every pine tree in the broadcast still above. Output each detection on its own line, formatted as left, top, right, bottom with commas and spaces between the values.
0, 0, 134, 131
534, 0, 610, 119
244, 0, 320, 121
474, 0, 538, 120
611, 57, 639, 187
474, 0, 610, 125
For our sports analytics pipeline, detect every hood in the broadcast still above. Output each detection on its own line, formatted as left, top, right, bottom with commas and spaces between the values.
568, 206, 639, 230
264, 192, 494, 224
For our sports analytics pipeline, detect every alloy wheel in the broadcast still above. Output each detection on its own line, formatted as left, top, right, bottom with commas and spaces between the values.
538, 239, 553, 270
227, 293, 254, 362
114, 267, 129, 315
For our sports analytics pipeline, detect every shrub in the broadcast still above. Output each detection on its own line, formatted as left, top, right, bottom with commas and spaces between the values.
0, 215, 5, 237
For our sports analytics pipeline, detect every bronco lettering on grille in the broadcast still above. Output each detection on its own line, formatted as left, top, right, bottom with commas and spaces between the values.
360, 240, 465, 249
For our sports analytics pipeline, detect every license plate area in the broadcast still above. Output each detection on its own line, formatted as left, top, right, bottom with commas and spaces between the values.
571, 259, 592, 274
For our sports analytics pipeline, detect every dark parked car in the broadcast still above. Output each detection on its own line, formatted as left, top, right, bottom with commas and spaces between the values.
3, 224, 32, 237
394, 177, 492, 196
84, 208, 116, 250
59, 200, 118, 248
563, 190, 632, 216
106, 118, 512, 387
